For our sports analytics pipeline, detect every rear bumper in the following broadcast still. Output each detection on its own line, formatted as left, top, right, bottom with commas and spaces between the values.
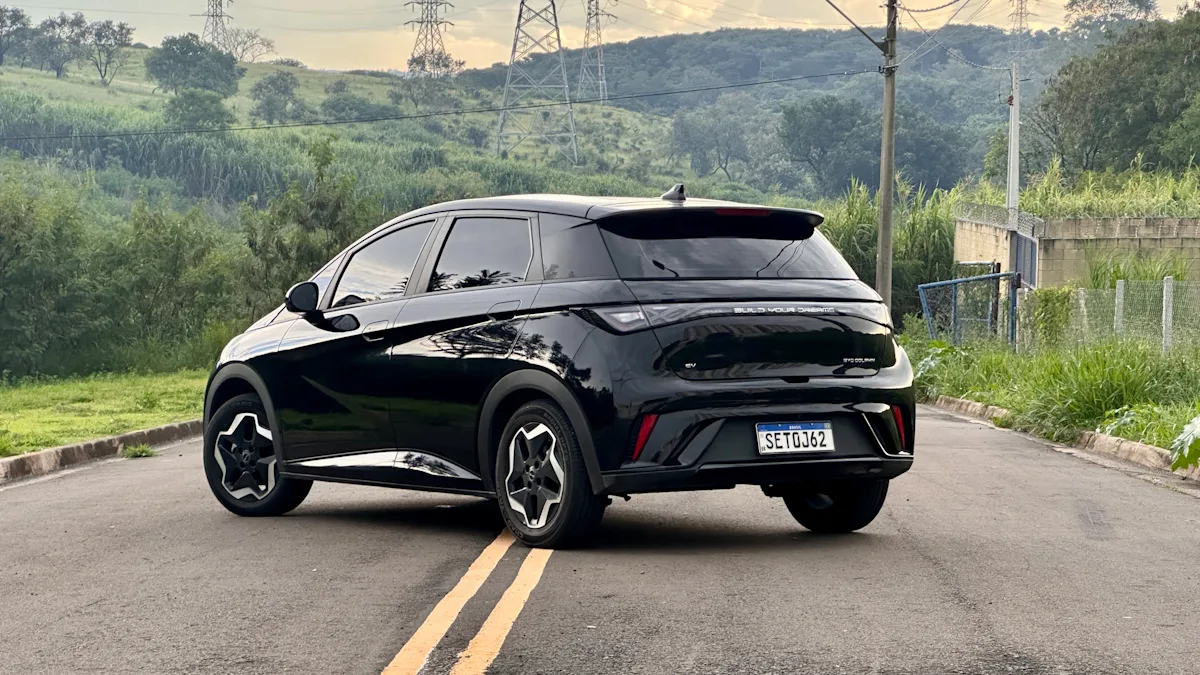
599, 456, 913, 495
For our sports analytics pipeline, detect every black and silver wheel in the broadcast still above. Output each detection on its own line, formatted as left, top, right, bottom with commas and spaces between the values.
781, 479, 889, 534
496, 400, 605, 548
203, 393, 311, 517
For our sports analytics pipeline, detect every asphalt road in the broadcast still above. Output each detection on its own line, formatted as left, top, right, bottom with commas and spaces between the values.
3, 407, 1199, 675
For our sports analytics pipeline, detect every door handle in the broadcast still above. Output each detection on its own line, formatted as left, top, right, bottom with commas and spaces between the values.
487, 300, 521, 321
362, 320, 390, 342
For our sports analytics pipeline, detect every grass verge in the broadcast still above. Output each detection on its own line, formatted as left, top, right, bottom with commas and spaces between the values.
0, 371, 206, 457
902, 332, 1200, 469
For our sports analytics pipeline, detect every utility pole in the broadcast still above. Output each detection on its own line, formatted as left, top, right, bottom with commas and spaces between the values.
200, 0, 232, 49
406, 0, 455, 76
497, 1, 579, 165
578, 0, 614, 103
1007, 0, 1028, 234
876, 0, 899, 310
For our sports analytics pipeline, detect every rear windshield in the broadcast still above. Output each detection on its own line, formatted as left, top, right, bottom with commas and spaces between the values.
597, 212, 857, 280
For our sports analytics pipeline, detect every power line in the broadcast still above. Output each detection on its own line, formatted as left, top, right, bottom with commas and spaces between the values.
901, 4, 1009, 69
896, 0, 997, 67
578, 0, 614, 103
901, 0, 968, 12
0, 67, 876, 142
891, 0, 976, 67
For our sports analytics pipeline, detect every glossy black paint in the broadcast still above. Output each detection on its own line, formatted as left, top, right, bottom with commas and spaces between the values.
204, 194, 914, 502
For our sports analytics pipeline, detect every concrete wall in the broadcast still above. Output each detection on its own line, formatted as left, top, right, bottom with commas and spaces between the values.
954, 220, 1010, 268
955, 217, 1200, 287
1038, 217, 1200, 287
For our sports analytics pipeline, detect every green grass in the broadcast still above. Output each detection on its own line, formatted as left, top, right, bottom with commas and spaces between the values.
121, 443, 158, 458
0, 371, 206, 457
902, 331, 1200, 469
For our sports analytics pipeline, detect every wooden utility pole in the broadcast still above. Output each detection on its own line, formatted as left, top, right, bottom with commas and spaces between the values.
876, 0, 898, 310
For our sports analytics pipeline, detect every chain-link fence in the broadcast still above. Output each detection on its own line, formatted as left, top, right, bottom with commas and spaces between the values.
1017, 277, 1200, 352
918, 273, 1019, 345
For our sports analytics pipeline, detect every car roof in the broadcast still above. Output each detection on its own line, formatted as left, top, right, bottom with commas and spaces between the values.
397, 194, 826, 223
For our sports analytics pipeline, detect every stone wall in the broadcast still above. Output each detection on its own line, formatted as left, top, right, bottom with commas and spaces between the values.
955, 217, 1200, 288
954, 220, 1010, 268
1038, 217, 1200, 287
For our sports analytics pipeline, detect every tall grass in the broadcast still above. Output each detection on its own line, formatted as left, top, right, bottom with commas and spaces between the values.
1084, 248, 1190, 289
969, 156, 1200, 217
904, 331, 1200, 445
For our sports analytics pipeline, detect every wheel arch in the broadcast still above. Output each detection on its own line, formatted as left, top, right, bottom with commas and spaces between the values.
204, 363, 287, 460
478, 369, 604, 495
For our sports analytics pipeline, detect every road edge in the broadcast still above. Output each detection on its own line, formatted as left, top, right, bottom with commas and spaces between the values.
930, 395, 1200, 481
0, 419, 202, 485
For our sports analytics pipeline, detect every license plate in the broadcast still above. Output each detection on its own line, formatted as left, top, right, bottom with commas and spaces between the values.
755, 422, 835, 454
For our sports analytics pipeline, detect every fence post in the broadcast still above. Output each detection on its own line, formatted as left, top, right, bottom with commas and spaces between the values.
1076, 288, 1089, 343
1009, 273, 1020, 345
1114, 279, 1125, 337
951, 283, 960, 345
919, 286, 936, 340
1163, 276, 1174, 353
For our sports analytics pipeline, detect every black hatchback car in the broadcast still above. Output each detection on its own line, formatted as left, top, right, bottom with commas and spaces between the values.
202, 186, 914, 547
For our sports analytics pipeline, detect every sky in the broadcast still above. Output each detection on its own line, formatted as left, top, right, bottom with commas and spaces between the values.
11, 0, 1069, 71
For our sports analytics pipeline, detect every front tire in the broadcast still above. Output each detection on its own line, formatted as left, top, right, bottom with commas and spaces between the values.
781, 480, 889, 534
203, 393, 311, 517
495, 400, 605, 549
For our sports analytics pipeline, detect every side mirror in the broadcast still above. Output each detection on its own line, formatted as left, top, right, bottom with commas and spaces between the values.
285, 281, 320, 314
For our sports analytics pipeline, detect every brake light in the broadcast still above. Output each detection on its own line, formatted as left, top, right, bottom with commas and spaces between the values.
891, 405, 907, 450
714, 208, 770, 217
631, 414, 659, 461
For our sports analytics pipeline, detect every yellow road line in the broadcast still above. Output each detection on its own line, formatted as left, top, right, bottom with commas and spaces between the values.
448, 547, 554, 675
381, 531, 516, 675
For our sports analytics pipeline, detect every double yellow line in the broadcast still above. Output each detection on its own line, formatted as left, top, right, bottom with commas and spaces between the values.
380, 531, 554, 675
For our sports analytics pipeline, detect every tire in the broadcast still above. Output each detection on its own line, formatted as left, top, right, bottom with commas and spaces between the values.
495, 399, 605, 549
203, 393, 312, 517
781, 479, 889, 534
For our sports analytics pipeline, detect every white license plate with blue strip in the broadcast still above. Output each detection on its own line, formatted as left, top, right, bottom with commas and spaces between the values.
755, 422, 834, 454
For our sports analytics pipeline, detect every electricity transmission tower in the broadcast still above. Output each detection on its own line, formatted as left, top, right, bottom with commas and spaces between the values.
578, 0, 614, 102
406, 0, 455, 75
496, 1, 579, 165
200, 0, 232, 48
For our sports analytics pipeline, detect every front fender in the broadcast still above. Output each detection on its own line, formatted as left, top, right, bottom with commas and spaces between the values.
204, 363, 288, 461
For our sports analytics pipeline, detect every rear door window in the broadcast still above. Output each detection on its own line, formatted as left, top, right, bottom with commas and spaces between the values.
598, 212, 856, 280
427, 217, 533, 292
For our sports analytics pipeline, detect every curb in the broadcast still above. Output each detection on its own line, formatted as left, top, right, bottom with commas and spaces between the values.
0, 419, 202, 485
929, 396, 1200, 481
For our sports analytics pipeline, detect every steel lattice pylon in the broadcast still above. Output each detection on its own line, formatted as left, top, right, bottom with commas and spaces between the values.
406, 0, 455, 76
201, 0, 232, 48
496, 1, 579, 165
577, 0, 613, 103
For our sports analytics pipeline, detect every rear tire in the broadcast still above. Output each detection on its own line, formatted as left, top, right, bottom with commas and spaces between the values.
495, 399, 605, 549
203, 393, 312, 517
781, 479, 888, 534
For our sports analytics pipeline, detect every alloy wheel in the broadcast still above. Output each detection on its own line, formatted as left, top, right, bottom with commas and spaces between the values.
505, 422, 565, 530
213, 412, 277, 501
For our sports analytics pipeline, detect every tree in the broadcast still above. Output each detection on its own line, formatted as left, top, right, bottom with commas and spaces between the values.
222, 27, 274, 63
325, 78, 349, 96
164, 89, 236, 130
1066, 0, 1157, 28
28, 12, 87, 79
668, 94, 753, 180
239, 139, 382, 317
779, 95, 877, 195
1034, 10, 1200, 173
249, 70, 308, 124
389, 53, 463, 110
0, 6, 31, 66
144, 33, 245, 97
83, 20, 133, 86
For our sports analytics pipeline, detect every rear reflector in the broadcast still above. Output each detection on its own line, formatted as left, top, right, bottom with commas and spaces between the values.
631, 414, 659, 462
891, 405, 906, 450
